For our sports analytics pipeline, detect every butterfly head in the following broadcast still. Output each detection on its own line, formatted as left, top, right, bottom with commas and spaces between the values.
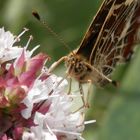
65, 52, 91, 83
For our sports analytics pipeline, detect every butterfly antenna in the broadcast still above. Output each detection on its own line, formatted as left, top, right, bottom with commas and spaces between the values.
32, 11, 74, 54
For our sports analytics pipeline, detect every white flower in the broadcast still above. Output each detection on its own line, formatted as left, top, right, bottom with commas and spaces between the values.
0, 27, 23, 62
0, 27, 39, 63
22, 131, 57, 140
0, 27, 96, 140
21, 74, 59, 119
22, 72, 85, 140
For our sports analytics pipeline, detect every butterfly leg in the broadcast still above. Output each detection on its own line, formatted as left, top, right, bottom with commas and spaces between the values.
48, 56, 66, 73
79, 83, 89, 108
67, 78, 72, 95
85, 81, 93, 108
72, 83, 89, 113
85, 62, 116, 85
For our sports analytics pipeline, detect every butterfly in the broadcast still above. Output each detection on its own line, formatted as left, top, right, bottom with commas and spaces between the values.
33, 0, 140, 104
46, 0, 140, 87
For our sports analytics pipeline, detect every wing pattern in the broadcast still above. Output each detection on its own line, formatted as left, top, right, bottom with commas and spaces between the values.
92, 0, 140, 76
76, 0, 115, 59
76, 0, 140, 82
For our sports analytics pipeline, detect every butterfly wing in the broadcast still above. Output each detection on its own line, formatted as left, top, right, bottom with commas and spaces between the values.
90, 0, 140, 77
77, 0, 140, 80
76, 0, 115, 60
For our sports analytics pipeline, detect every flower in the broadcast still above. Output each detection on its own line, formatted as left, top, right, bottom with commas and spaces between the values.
0, 27, 95, 140
0, 27, 24, 63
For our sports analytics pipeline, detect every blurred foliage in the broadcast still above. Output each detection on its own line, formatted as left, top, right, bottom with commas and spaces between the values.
0, 0, 140, 140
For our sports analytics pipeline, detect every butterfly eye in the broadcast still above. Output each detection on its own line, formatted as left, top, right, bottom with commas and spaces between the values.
71, 57, 75, 62
78, 63, 83, 69
65, 56, 76, 68
74, 62, 86, 74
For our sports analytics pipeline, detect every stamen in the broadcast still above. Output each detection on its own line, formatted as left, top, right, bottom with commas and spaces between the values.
52, 129, 82, 136
25, 35, 33, 49
78, 136, 85, 140
84, 120, 96, 125
46, 123, 56, 136
14, 28, 29, 43
45, 121, 84, 139
30, 45, 40, 54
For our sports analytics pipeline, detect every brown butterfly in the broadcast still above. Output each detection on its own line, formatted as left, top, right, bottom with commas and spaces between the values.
46, 0, 140, 86
33, 0, 140, 102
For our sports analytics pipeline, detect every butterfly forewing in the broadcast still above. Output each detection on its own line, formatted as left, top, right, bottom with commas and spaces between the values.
66, 0, 140, 86
76, 0, 115, 60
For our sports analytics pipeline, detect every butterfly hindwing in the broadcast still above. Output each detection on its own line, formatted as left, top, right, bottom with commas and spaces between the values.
91, 0, 140, 76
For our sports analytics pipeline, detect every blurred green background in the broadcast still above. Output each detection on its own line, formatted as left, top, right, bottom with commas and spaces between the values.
0, 0, 140, 140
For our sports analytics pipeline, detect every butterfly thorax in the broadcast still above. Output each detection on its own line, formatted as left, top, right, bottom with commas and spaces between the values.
65, 52, 103, 84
